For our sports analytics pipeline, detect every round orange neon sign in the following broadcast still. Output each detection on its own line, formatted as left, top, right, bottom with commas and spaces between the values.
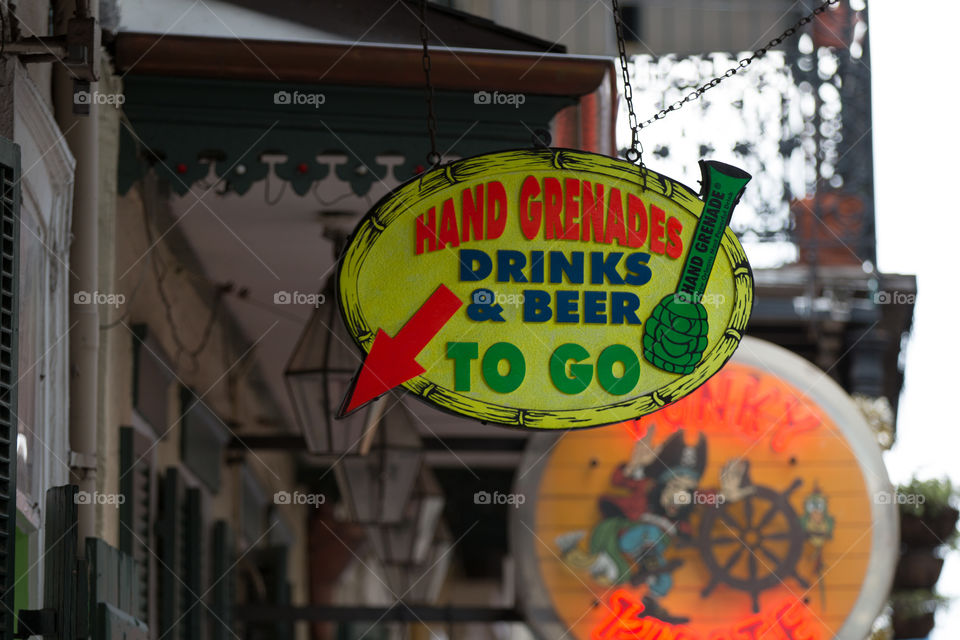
512, 337, 897, 640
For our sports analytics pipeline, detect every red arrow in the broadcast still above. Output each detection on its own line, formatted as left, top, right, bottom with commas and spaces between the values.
340, 284, 463, 415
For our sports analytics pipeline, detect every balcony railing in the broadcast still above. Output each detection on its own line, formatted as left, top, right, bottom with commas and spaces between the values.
621, 1, 874, 269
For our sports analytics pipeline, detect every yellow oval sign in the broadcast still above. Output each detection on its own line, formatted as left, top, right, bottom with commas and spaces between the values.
338, 148, 754, 429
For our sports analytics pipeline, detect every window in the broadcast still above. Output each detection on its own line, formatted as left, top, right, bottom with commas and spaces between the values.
620, 4, 642, 42
179, 386, 230, 494
131, 325, 176, 436
10, 64, 75, 633
119, 424, 157, 627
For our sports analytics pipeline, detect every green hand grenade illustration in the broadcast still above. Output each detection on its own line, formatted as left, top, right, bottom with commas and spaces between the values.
643, 161, 751, 374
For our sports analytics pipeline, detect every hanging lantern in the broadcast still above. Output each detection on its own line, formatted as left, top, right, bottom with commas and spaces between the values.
383, 525, 454, 603
284, 272, 387, 455
366, 466, 445, 567
335, 402, 423, 525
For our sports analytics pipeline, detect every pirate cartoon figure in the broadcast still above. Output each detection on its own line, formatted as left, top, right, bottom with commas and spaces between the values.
557, 427, 754, 623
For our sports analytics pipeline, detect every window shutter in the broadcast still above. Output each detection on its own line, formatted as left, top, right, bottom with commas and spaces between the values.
179, 388, 229, 494
130, 325, 175, 436
86, 537, 148, 639
119, 426, 154, 624
181, 487, 203, 640
156, 468, 182, 638
259, 547, 292, 640
210, 521, 235, 640
42, 485, 79, 640
620, 3, 643, 42
0, 136, 20, 640
240, 466, 268, 546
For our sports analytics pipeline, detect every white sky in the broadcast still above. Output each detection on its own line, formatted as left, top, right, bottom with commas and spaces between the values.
872, 2, 960, 638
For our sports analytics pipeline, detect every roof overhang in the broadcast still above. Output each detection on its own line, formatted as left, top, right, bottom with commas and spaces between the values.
113, 33, 613, 96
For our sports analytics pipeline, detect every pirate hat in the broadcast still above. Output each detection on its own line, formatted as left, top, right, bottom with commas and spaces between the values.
646, 430, 707, 483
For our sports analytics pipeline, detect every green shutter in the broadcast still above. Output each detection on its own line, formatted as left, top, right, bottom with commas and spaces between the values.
130, 325, 175, 436
210, 521, 235, 640
179, 387, 229, 493
94, 602, 148, 640
42, 485, 79, 640
337, 622, 389, 640
119, 428, 135, 553
258, 547, 292, 640
13, 526, 28, 635
86, 537, 148, 638
157, 468, 182, 638
181, 487, 203, 640
119, 426, 153, 622
0, 136, 20, 640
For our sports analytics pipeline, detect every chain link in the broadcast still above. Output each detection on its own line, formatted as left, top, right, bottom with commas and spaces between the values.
634, 0, 840, 130
419, 0, 441, 167
612, 0, 642, 167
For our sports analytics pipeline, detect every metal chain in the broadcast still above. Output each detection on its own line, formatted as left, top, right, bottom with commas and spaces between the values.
612, 0, 642, 166
419, 0, 441, 167
635, 0, 840, 130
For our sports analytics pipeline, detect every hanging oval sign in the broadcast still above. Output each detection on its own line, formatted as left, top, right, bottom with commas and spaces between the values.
510, 337, 897, 640
338, 148, 754, 429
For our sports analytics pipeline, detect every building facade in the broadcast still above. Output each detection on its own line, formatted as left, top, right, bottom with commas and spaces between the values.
0, 1, 914, 640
